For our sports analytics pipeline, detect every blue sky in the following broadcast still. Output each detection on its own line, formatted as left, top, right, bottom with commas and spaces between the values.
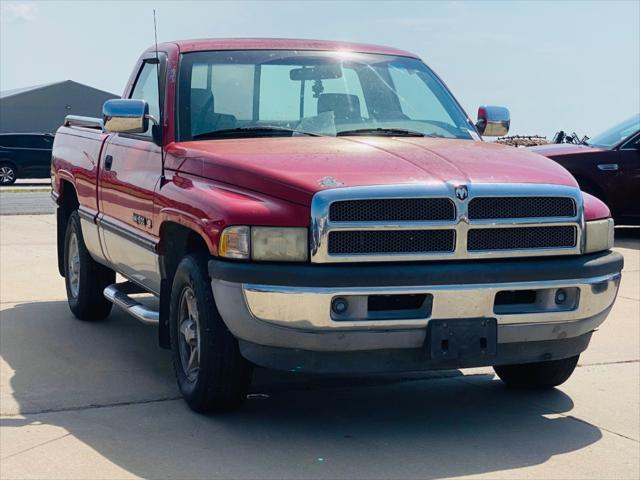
1, 0, 638, 138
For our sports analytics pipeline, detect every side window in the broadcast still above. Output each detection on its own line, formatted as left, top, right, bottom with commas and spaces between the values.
41, 135, 54, 149
623, 134, 640, 150
27, 135, 53, 149
130, 62, 160, 137
0, 136, 15, 147
21, 136, 40, 148
388, 65, 452, 123
15, 135, 33, 148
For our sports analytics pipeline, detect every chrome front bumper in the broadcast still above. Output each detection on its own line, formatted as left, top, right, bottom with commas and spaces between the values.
210, 266, 621, 352
240, 273, 620, 331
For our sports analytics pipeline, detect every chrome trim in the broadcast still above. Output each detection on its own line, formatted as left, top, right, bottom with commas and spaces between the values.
104, 282, 159, 325
241, 272, 620, 331
103, 99, 150, 134
597, 163, 619, 171
310, 183, 584, 263
476, 105, 510, 137
64, 115, 104, 130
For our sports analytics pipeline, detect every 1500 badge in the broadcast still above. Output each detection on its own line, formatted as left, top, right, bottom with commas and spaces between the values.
132, 213, 152, 228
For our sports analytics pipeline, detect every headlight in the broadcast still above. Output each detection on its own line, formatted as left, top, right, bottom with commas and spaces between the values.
584, 218, 614, 254
218, 226, 250, 259
218, 226, 308, 262
251, 227, 308, 262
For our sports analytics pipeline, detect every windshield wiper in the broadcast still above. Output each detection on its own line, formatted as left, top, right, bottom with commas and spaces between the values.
193, 126, 321, 139
337, 128, 435, 137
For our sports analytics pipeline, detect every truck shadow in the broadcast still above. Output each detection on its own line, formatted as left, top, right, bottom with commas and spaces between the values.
1, 300, 602, 479
615, 226, 640, 250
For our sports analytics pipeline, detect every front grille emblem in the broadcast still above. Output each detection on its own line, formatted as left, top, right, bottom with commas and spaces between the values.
455, 185, 468, 201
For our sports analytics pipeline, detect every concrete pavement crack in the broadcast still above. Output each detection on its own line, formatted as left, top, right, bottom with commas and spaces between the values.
578, 359, 639, 367
1, 396, 183, 417
617, 295, 640, 301
1, 432, 71, 461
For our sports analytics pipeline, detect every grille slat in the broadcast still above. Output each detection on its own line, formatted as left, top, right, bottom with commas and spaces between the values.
329, 198, 455, 222
468, 197, 576, 219
328, 230, 456, 255
468, 226, 577, 251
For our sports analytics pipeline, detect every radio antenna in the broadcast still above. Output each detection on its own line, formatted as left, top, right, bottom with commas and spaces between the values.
152, 9, 165, 181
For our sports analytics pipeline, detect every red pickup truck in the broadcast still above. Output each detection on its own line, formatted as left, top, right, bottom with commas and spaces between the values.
51, 38, 623, 413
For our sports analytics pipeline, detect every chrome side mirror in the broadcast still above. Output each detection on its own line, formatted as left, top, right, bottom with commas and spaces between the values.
103, 99, 156, 134
476, 105, 510, 137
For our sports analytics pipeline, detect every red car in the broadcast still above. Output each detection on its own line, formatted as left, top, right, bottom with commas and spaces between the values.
51, 39, 622, 413
530, 115, 640, 225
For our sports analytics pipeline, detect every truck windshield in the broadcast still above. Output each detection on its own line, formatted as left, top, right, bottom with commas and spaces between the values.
177, 50, 475, 141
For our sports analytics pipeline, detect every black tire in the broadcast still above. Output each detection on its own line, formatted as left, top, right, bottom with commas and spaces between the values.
494, 355, 579, 389
64, 211, 115, 320
0, 163, 17, 185
169, 253, 252, 413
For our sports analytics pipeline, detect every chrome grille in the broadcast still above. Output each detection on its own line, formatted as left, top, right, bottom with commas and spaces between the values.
329, 198, 455, 222
468, 226, 577, 251
468, 197, 576, 219
328, 230, 455, 255
310, 183, 584, 263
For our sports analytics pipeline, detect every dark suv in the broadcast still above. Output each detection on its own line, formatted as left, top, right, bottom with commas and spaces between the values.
0, 133, 54, 185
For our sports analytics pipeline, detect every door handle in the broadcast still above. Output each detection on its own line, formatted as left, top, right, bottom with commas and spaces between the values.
597, 163, 618, 171
104, 155, 113, 171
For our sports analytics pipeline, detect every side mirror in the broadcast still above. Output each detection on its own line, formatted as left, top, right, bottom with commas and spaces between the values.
476, 105, 510, 137
103, 99, 155, 134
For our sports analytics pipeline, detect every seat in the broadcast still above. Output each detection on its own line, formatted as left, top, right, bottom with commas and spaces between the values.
317, 93, 362, 124
190, 88, 237, 137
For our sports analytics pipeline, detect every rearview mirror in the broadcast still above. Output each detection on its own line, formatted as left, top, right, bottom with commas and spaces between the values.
290, 65, 342, 81
103, 99, 153, 134
476, 105, 510, 137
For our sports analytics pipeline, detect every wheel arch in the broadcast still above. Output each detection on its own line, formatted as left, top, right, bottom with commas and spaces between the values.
157, 220, 211, 349
0, 159, 18, 169
56, 180, 80, 276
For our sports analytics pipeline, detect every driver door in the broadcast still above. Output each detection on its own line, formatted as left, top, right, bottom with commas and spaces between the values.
97, 59, 164, 294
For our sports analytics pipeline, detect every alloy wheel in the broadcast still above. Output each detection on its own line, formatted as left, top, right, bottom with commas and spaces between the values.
0, 166, 15, 184
178, 286, 201, 381
67, 231, 80, 298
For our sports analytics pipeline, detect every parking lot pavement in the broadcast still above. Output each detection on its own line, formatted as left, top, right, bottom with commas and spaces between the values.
1, 215, 638, 479
0, 192, 53, 215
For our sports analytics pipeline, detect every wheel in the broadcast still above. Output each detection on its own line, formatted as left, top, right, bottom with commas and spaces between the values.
494, 355, 579, 389
64, 211, 115, 320
169, 253, 252, 413
0, 163, 17, 185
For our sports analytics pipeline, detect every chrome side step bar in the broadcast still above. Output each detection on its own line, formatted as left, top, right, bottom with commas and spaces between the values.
103, 282, 159, 325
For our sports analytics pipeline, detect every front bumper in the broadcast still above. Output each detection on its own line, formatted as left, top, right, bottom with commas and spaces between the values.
209, 251, 623, 372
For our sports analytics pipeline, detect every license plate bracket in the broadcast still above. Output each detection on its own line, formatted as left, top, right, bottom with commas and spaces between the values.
427, 318, 497, 361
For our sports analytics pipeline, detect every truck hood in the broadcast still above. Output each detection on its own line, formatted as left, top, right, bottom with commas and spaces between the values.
167, 136, 578, 205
